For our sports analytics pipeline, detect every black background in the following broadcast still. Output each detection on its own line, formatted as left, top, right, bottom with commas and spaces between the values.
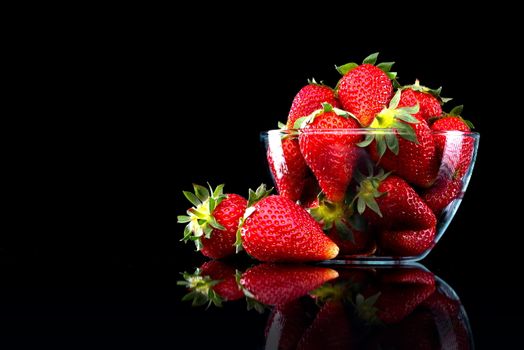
2, 10, 519, 348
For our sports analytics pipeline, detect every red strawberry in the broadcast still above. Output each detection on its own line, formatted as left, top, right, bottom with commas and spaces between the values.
362, 89, 439, 188
355, 173, 436, 231
399, 80, 450, 122
421, 177, 462, 215
265, 300, 312, 350
286, 79, 340, 129
431, 107, 475, 179
421, 107, 476, 215
199, 261, 244, 301
297, 103, 362, 202
177, 261, 244, 307
361, 278, 436, 324
336, 52, 395, 126
379, 226, 436, 256
267, 135, 307, 202
240, 263, 339, 305
238, 185, 339, 262
296, 300, 353, 350
178, 184, 247, 259
308, 195, 374, 256
380, 267, 435, 286
420, 290, 461, 318
328, 228, 375, 257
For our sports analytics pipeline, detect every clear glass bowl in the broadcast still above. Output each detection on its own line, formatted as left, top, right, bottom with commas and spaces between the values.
261, 128, 479, 262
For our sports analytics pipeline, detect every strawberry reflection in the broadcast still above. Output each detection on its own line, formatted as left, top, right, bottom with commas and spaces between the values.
179, 262, 473, 349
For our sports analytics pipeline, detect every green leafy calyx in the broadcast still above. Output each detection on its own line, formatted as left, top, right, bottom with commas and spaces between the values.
234, 184, 273, 253
335, 52, 397, 80
178, 183, 227, 251
177, 268, 223, 308
355, 292, 382, 325
352, 169, 390, 218
435, 105, 475, 129
357, 90, 420, 158
293, 102, 358, 129
309, 194, 360, 243
404, 79, 452, 104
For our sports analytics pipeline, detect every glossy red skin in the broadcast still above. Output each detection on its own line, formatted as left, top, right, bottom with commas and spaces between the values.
242, 195, 339, 262
364, 176, 437, 231
327, 226, 375, 256
296, 300, 353, 350
380, 268, 435, 286
431, 116, 474, 179
399, 88, 442, 122
286, 84, 340, 129
379, 226, 436, 256
421, 117, 473, 215
240, 264, 338, 305
201, 193, 247, 259
338, 64, 393, 126
422, 177, 462, 215
267, 137, 307, 202
420, 290, 461, 318
299, 112, 362, 202
370, 115, 439, 188
365, 279, 436, 324
199, 260, 244, 301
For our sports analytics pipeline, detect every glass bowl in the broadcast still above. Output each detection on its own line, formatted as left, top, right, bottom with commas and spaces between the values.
261, 128, 479, 262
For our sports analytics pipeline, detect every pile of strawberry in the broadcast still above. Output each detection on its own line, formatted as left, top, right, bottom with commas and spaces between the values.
179, 262, 471, 349
178, 53, 476, 262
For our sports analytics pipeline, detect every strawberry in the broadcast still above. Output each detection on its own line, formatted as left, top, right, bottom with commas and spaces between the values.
399, 80, 451, 122
379, 267, 435, 286
361, 278, 436, 324
266, 135, 307, 202
265, 300, 312, 350
421, 177, 462, 215
240, 263, 339, 305
177, 261, 244, 307
379, 226, 436, 256
178, 184, 247, 259
360, 89, 439, 188
296, 103, 362, 202
286, 79, 340, 129
420, 289, 461, 318
296, 300, 353, 350
336, 52, 395, 126
422, 106, 476, 215
308, 195, 374, 256
328, 228, 375, 257
238, 185, 339, 262
354, 172, 436, 231
431, 106, 475, 179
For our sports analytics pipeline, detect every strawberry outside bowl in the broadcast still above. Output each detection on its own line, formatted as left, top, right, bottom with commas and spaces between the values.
261, 128, 479, 263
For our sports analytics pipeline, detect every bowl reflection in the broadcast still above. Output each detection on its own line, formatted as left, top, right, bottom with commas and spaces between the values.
179, 262, 473, 349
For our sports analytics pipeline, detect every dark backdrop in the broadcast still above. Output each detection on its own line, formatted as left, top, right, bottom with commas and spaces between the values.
2, 12, 519, 349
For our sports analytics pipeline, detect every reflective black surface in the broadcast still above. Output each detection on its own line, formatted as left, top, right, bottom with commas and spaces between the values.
178, 262, 473, 349
0, 244, 518, 348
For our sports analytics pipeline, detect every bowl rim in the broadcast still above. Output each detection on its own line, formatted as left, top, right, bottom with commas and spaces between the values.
261, 128, 480, 138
